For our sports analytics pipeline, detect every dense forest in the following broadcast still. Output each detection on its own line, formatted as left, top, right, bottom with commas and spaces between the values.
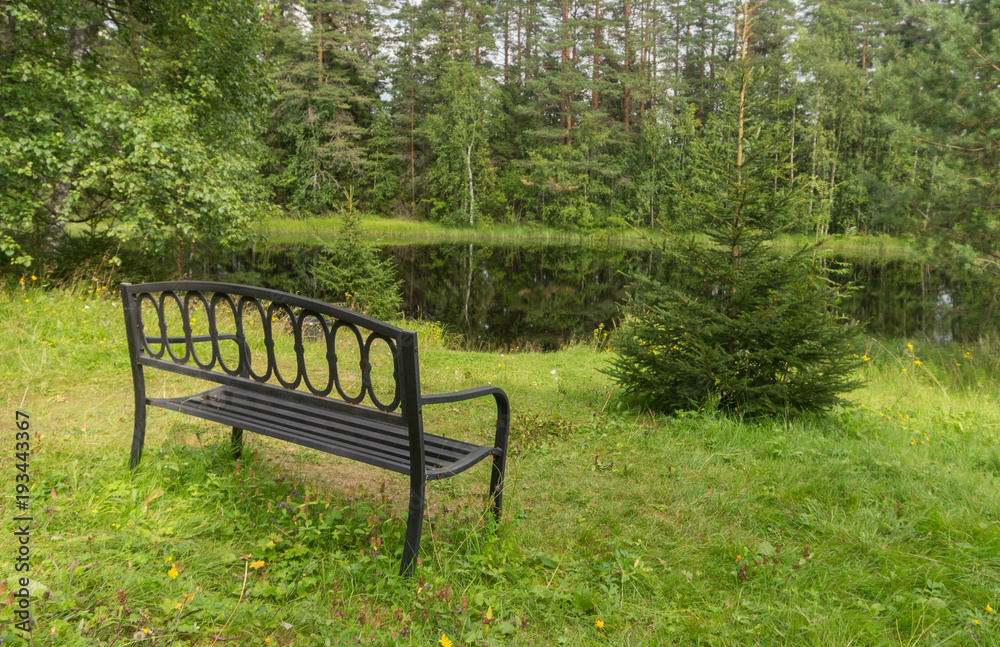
1, 0, 998, 267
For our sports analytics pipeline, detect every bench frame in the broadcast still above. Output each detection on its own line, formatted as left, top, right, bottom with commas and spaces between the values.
120, 281, 509, 576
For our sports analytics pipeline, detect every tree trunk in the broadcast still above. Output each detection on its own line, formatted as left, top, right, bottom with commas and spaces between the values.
466, 142, 475, 225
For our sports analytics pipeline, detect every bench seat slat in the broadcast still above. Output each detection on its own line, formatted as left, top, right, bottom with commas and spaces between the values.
149, 387, 494, 478
210, 388, 477, 465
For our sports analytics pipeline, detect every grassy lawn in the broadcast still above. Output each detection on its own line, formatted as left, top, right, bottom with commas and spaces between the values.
1, 281, 998, 646
258, 216, 913, 259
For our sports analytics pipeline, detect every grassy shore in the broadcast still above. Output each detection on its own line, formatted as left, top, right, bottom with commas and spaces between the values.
1, 282, 998, 646
258, 217, 914, 258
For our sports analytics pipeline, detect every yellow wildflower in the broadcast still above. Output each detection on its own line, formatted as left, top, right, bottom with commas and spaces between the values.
973, 619, 980, 626
167, 566, 179, 579
439, 634, 453, 647
165, 557, 173, 563
914, 360, 922, 365
250, 560, 265, 569
986, 604, 993, 613
596, 619, 605, 628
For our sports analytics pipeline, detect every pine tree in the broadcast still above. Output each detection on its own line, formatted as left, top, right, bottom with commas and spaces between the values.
605, 1, 864, 417
265, 0, 381, 215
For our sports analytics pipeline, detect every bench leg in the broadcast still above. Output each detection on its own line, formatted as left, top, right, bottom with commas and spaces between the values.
488, 452, 506, 521
232, 427, 244, 459
400, 478, 426, 577
129, 395, 147, 470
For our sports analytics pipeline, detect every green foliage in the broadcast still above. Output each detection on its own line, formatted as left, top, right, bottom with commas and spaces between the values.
607, 6, 864, 417
608, 252, 865, 416
0, 0, 273, 267
264, 0, 382, 216
311, 190, 401, 319
882, 1, 1000, 268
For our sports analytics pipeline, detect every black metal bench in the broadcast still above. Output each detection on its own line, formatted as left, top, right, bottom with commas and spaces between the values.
120, 281, 510, 576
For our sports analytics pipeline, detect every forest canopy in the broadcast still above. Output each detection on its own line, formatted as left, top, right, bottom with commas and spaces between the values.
2, 0, 998, 267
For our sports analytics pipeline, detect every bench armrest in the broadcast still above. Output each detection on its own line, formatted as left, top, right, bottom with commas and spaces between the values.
422, 386, 510, 454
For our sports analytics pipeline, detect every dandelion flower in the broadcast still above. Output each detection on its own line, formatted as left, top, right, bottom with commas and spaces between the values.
167, 566, 179, 579
249, 560, 265, 569
439, 634, 453, 647
595, 619, 605, 628
985, 604, 993, 613
973, 619, 980, 626
914, 360, 922, 365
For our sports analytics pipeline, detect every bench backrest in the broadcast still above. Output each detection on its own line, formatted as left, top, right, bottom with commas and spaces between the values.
120, 281, 423, 434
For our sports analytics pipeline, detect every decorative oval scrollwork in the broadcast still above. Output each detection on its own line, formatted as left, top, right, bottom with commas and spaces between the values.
185, 291, 216, 371
159, 291, 189, 364
364, 332, 400, 412
267, 301, 301, 390
209, 292, 243, 377
237, 296, 271, 383
137, 293, 165, 359
298, 311, 334, 397
330, 320, 366, 404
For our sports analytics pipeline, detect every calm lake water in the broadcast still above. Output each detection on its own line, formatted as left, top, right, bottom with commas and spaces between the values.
180, 242, 997, 350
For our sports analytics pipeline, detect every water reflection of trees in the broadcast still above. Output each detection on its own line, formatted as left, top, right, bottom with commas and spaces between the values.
160, 243, 998, 349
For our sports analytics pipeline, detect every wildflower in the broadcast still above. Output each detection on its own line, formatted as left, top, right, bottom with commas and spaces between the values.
167, 566, 179, 579
250, 560, 265, 569
266, 540, 275, 547
907, 342, 913, 352
439, 634, 453, 647
862, 355, 870, 361
31, 275, 36, 281
551, 369, 557, 375
165, 557, 172, 563
987, 605, 994, 613
914, 360, 922, 365
595, 619, 605, 628
973, 619, 980, 626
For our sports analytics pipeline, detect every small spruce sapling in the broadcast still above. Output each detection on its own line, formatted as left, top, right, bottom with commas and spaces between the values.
311, 189, 402, 320
605, 1, 864, 417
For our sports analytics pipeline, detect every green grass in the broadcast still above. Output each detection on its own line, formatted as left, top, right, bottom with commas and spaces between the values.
259, 216, 915, 258
1, 282, 998, 646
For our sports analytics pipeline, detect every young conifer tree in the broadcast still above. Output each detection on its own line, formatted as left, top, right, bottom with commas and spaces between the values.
312, 189, 402, 320
606, 0, 864, 417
